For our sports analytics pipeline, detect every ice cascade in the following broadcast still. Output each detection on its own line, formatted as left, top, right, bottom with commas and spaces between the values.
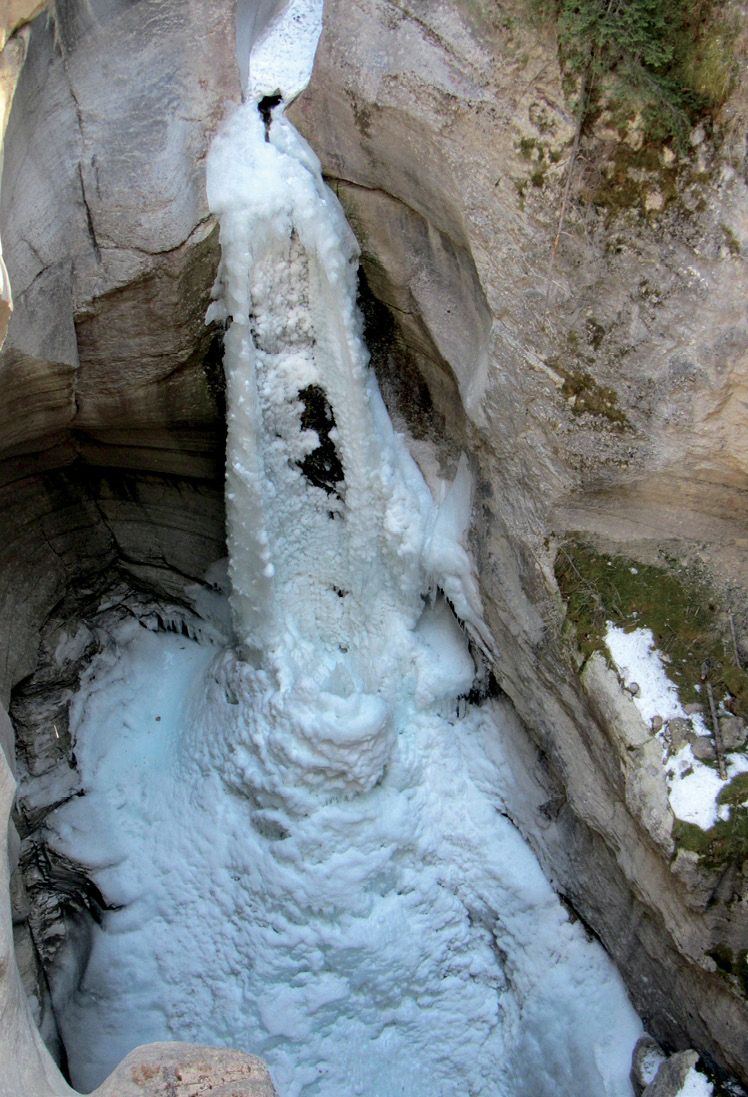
30, 5, 644, 1095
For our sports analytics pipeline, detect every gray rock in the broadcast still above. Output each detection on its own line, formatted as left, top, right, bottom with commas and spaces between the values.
719, 715, 747, 752
0, 0, 241, 477
627, 682, 641, 697
691, 736, 717, 763
668, 718, 695, 751
651, 715, 664, 732
642, 1049, 700, 1096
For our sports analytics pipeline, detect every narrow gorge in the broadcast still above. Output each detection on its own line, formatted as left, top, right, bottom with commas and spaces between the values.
1, 2, 747, 1097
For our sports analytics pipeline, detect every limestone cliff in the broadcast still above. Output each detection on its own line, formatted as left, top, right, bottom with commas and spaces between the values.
290, 0, 748, 1083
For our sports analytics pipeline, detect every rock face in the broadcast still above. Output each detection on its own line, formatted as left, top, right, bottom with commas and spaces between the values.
0, 1, 44, 345
0, 0, 242, 701
0, 2, 242, 1095
290, 0, 748, 1084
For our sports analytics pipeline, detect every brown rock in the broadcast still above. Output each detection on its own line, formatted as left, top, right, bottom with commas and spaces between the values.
93, 1043, 277, 1097
684, 703, 705, 716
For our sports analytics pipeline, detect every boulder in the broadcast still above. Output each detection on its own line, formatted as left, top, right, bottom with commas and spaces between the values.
642, 1050, 710, 1097
668, 719, 696, 752
94, 1044, 277, 1097
719, 715, 747, 751
631, 1034, 666, 1095
691, 737, 717, 763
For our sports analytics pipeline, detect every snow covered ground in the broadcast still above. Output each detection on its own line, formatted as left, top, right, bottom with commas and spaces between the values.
605, 624, 748, 829
36, 601, 642, 1097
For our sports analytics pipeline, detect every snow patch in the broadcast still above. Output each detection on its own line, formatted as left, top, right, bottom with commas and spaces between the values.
247, 0, 324, 101
677, 1066, 714, 1097
604, 624, 748, 829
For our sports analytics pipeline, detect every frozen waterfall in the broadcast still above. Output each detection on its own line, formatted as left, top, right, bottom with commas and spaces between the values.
23, 5, 643, 1096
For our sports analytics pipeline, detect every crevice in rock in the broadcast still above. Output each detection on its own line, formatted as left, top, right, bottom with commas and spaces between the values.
76, 162, 100, 263
56, 34, 100, 266
258, 91, 282, 139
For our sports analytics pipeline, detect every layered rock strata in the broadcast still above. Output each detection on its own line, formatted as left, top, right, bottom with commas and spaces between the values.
290, 0, 748, 1084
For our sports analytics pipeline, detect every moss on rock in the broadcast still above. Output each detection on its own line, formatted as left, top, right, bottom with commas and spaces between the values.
554, 542, 748, 720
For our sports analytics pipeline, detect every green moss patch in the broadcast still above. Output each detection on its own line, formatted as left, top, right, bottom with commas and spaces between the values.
554, 542, 748, 719
720, 223, 741, 255
515, 136, 564, 192
588, 141, 680, 214
548, 353, 630, 429
558, 364, 629, 426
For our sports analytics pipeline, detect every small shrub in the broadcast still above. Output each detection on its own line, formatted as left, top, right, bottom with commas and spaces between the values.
531, 0, 737, 149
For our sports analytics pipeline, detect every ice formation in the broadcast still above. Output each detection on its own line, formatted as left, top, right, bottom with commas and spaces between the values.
24, 5, 644, 1096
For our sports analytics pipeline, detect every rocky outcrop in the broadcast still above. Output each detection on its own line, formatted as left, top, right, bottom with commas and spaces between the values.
291, 0, 748, 1084
0, 0, 242, 700
0, 1, 45, 344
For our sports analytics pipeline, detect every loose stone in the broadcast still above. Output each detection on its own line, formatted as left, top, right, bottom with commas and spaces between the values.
691, 736, 716, 763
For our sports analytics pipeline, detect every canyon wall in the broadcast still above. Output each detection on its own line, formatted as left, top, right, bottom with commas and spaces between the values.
0, 0, 240, 700
0, 3, 249, 1094
0, 0, 747, 1091
290, 0, 748, 1083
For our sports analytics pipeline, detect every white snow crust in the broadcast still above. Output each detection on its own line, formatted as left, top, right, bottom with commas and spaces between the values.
605, 624, 748, 829
44, 613, 641, 1097
247, 0, 323, 100
677, 1066, 714, 1097
27, 8, 643, 1096
604, 624, 698, 728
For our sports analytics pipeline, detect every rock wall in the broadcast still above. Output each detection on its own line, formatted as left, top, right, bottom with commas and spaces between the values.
0, 0, 242, 698
0, 2, 241, 1094
290, 0, 748, 1084
0, 1, 45, 343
